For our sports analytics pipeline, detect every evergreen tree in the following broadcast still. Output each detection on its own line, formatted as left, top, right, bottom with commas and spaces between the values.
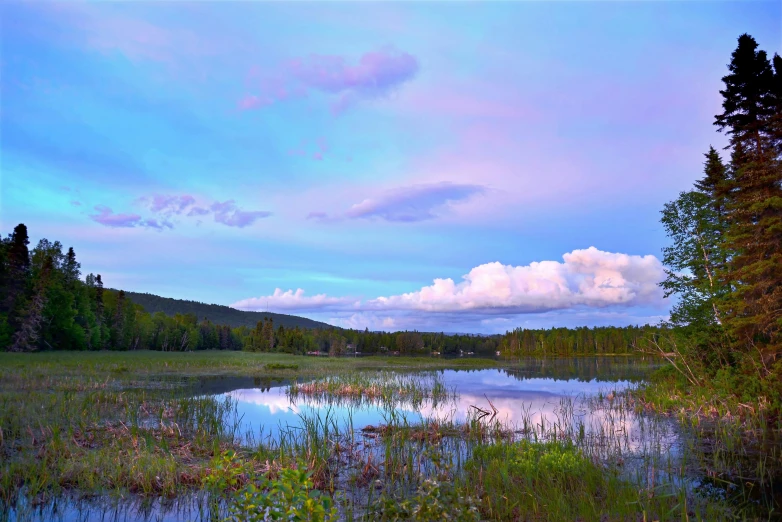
3, 224, 31, 333
715, 33, 776, 161
715, 35, 782, 367
771, 53, 782, 153
11, 255, 53, 352
63, 247, 80, 286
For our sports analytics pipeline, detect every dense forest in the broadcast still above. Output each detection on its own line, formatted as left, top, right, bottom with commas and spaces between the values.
116, 291, 334, 330
0, 226, 658, 355
657, 34, 781, 401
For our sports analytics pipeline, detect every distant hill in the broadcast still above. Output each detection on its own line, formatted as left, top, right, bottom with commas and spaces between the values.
116, 290, 336, 330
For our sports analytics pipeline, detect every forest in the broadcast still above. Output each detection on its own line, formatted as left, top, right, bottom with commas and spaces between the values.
655, 33, 781, 404
0, 226, 658, 356
117, 290, 333, 330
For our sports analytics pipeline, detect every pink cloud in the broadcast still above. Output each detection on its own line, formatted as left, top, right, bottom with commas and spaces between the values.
240, 48, 418, 113
210, 200, 272, 228
187, 206, 210, 216
142, 218, 174, 231
89, 206, 142, 228
289, 49, 418, 95
147, 194, 196, 215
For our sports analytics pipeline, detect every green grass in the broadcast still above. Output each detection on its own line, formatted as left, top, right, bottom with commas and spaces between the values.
288, 371, 456, 409
0, 351, 497, 386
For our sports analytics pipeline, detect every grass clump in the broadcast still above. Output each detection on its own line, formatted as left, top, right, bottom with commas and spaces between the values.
265, 363, 300, 371
288, 371, 455, 409
465, 440, 661, 521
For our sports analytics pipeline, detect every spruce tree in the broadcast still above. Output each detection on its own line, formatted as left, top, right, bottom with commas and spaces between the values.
63, 247, 80, 286
715, 34, 782, 369
4, 224, 31, 325
95, 274, 105, 348
715, 33, 776, 161
11, 255, 53, 352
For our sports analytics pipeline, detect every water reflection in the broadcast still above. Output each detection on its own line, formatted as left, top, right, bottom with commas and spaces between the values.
221, 367, 658, 450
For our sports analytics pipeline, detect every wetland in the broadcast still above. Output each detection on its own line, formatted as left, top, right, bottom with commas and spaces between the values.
0, 352, 779, 521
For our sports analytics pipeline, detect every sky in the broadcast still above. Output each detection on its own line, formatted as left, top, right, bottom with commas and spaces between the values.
1, 1, 780, 333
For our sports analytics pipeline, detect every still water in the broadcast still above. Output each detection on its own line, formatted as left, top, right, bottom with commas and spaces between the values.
222, 368, 641, 443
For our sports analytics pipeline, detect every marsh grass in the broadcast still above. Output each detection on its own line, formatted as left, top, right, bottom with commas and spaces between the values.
632, 377, 782, 516
288, 371, 456, 410
1, 352, 780, 521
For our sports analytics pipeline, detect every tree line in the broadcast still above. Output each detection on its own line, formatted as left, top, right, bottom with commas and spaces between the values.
0, 227, 659, 355
659, 34, 781, 401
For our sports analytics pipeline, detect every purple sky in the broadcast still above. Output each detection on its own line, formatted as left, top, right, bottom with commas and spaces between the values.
2, 1, 779, 332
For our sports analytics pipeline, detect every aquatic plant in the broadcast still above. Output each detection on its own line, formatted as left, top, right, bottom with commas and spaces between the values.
204, 451, 337, 522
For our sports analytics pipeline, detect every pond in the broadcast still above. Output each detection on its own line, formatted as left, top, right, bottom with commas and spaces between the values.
221, 368, 658, 446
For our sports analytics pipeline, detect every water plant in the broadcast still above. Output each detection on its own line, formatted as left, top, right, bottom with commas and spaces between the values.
204, 451, 337, 522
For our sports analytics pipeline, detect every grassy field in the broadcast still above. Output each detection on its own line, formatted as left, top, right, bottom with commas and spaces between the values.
0, 350, 497, 384
0, 351, 776, 521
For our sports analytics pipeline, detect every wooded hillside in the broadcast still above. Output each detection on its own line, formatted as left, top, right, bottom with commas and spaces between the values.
117, 291, 335, 330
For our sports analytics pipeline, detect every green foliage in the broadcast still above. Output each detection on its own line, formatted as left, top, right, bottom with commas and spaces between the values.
370, 452, 479, 522
117, 291, 333, 330
464, 440, 632, 520
371, 478, 479, 522
657, 33, 781, 411
204, 452, 337, 522
499, 325, 658, 356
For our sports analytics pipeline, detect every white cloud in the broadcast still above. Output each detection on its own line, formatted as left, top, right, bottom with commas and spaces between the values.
231, 248, 667, 330
369, 247, 664, 313
232, 288, 359, 313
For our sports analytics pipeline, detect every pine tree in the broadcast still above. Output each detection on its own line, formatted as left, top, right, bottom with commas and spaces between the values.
769, 53, 782, 155
63, 247, 80, 286
4, 224, 31, 327
11, 255, 53, 352
715, 34, 782, 369
715, 33, 776, 161
695, 147, 729, 210
95, 274, 105, 348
